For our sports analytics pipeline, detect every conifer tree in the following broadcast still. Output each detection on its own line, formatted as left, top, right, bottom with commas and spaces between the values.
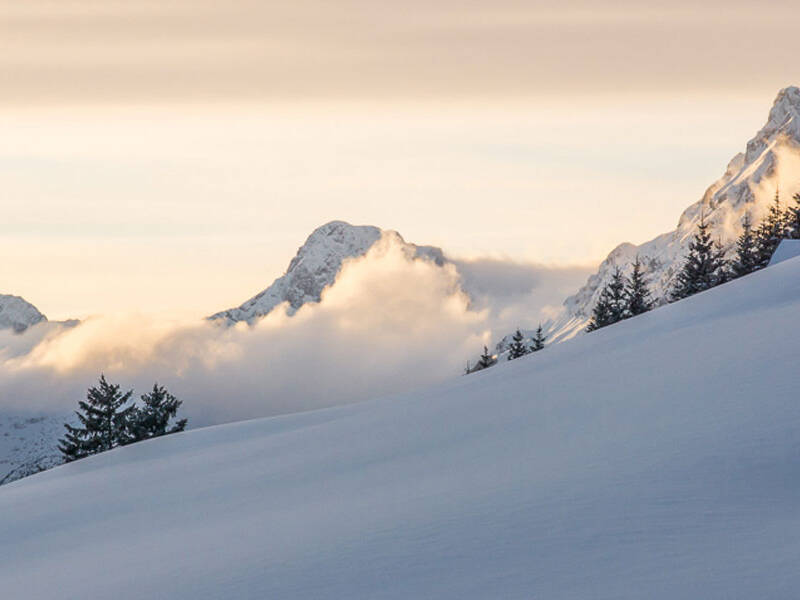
670, 216, 727, 301
59, 375, 136, 462
586, 284, 614, 332
730, 213, 759, 278
606, 266, 627, 322
785, 192, 800, 240
754, 189, 788, 267
507, 329, 529, 361
530, 324, 546, 352
130, 383, 187, 441
625, 256, 652, 317
476, 345, 495, 370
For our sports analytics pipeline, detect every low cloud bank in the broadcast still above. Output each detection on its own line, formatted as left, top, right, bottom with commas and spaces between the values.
0, 239, 593, 427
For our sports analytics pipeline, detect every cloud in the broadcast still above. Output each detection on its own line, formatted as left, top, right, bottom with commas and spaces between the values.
0, 236, 490, 425
1, 0, 798, 106
0, 236, 595, 427
454, 257, 593, 333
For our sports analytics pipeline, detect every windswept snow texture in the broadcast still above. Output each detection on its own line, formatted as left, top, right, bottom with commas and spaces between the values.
209, 220, 446, 324
0, 294, 46, 333
3, 256, 800, 599
546, 85, 800, 342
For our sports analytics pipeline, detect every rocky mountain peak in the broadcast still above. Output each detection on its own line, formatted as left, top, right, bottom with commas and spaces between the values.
209, 221, 447, 325
0, 294, 47, 333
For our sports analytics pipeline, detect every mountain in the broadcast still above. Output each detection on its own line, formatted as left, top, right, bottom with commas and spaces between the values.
487, 85, 800, 357
3, 252, 800, 599
209, 220, 447, 324
0, 294, 46, 333
544, 86, 800, 342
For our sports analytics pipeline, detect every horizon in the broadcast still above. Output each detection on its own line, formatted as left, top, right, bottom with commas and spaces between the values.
2, 1, 799, 319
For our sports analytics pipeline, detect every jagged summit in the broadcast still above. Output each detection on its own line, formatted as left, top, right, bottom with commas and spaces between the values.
209, 220, 447, 325
0, 294, 46, 333
497, 86, 800, 348
547, 85, 800, 341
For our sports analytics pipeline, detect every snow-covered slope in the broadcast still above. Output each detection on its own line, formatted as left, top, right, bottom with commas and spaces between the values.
546, 86, 800, 342
0, 414, 63, 485
3, 256, 800, 599
209, 220, 447, 324
0, 294, 46, 333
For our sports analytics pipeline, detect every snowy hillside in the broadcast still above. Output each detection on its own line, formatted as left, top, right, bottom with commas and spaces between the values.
0, 414, 63, 485
3, 256, 800, 599
209, 220, 446, 324
542, 86, 800, 342
0, 294, 46, 333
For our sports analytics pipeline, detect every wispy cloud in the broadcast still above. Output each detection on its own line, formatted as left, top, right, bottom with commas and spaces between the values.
0, 240, 590, 426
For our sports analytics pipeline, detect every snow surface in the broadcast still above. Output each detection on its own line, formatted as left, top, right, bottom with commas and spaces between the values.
768, 239, 800, 266
3, 256, 800, 599
544, 86, 800, 343
0, 294, 46, 333
208, 220, 446, 324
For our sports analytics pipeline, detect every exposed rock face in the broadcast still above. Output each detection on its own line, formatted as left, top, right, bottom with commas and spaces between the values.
0, 294, 47, 333
209, 220, 447, 325
547, 86, 800, 342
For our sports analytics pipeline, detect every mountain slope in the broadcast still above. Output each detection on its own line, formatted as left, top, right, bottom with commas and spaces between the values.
0, 294, 46, 333
546, 85, 800, 342
3, 256, 800, 599
209, 220, 446, 324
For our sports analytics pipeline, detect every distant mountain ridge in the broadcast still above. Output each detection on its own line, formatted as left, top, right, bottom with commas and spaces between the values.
532, 85, 800, 346
209, 220, 447, 325
0, 294, 47, 333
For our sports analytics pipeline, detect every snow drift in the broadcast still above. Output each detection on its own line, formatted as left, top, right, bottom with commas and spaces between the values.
2, 253, 800, 599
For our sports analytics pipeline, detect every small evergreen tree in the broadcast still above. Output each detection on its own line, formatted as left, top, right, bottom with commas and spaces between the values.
586, 267, 627, 331
476, 345, 495, 370
530, 324, 546, 351
625, 256, 652, 317
785, 192, 800, 240
507, 329, 529, 361
130, 383, 187, 442
586, 284, 613, 332
59, 375, 136, 462
754, 189, 788, 267
730, 213, 759, 278
606, 266, 627, 322
670, 216, 727, 301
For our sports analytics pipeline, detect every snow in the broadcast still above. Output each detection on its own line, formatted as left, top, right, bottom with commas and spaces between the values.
3, 255, 800, 599
208, 220, 446, 325
542, 86, 800, 343
768, 239, 800, 266
0, 294, 46, 333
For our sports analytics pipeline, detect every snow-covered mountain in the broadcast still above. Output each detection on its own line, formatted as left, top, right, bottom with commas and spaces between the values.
3, 251, 800, 599
470, 85, 800, 357
544, 86, 800, 342
209, 220, 447, 324
0, 294, 46, 333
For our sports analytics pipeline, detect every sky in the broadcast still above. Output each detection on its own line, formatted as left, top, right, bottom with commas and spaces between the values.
2, 0, 799, 319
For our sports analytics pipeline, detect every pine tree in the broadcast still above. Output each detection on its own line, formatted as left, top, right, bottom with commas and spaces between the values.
507, 329, 529, 361
476, 345, 495, 370
730, 213, 759, 278
530, 324, 546, 352
59, 375, 136, 463
130, 383, 187, 442
754, 189, 788, 267
625, 256, 652, 317
606, 266, 627, 322
586, 285, 614, 332
785, 192, 800, 240
670, 216, 727, 301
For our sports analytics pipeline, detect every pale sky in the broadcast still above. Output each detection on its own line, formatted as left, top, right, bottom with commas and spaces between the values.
1, 0, 798, 319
